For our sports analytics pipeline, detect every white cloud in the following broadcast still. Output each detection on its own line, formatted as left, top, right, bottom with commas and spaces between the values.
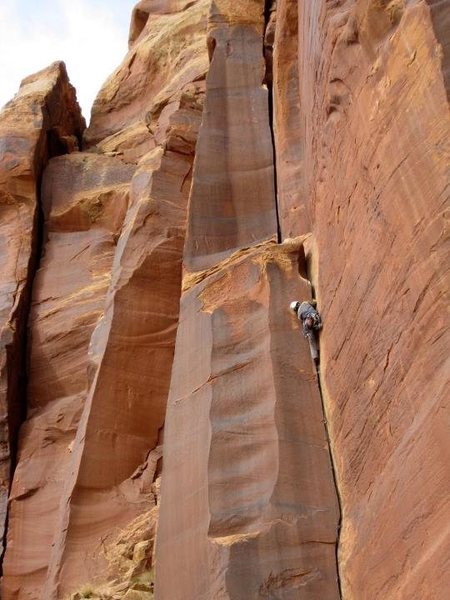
0, 0, 136, 122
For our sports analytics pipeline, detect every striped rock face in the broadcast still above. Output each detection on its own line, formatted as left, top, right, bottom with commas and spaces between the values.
0, 60, 85, 564
273, 1, 449, 597
0, 1, 448, 599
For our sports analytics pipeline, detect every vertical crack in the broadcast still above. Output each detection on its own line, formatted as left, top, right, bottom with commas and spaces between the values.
264, 0, 282, 243
266, 0, 341, 591
309, 281, 343, 599
1, 166, 46, 573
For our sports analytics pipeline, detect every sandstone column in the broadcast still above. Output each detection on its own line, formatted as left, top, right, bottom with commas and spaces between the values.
156, 2, 342, 597
0, 61, 84, 560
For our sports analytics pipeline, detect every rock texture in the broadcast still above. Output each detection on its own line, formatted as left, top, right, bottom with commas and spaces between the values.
43, 95, 203, 599
2, 2, 208, 598
156, 4, 340, 597
3, 152, 135, 597
272, 0, 307, 237
274, 0, 450, 597
183, 0, 278, 271
0, 61, 84, 558
156, 241, 340, 599
84, 0, 209, 153
0, 0, 449, 599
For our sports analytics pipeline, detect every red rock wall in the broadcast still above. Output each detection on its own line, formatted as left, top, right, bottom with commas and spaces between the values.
84, 0, 209, 149
156, 242, 340, 599
1, 3, 208, 599
44, 101, 203, 600
274, 0, 450, 597
272, 0, 307, 237
183, 0, 278, 271
0, 61, 84, 559
3, 153, 135, 597
155, 3, 341, 598
0, 0, 448, 598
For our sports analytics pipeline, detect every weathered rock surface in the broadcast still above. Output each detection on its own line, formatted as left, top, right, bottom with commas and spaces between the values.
2, 152, 135, 599
2, 2, 207, 598
156, 241, 340, 599
155, 6, 342, 596
0, 61, 84, 558
85, 0, 209, 153
43, 95, 203, 599
274, 0, 450, 597
0, 0, 449, 598
272, 0, 307, 237
183, 0, 278, 272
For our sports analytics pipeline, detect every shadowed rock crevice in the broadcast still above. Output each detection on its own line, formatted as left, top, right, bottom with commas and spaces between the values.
5, 75, 85, 474
6, 116, 85, 478
264, 0, 281, 243
0, 61, 85, 570
277, 239, 344, 598
307, 278, 343, 600
2, 141, 65, 570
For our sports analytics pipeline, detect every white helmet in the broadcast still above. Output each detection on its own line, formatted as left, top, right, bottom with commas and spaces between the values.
290, 301, 300, 313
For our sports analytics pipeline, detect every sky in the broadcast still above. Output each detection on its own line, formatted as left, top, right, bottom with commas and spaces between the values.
0, 0, 136, 122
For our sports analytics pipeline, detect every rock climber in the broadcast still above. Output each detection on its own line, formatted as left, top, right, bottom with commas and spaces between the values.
290, 300, 322, 362
290, 300, 322, 336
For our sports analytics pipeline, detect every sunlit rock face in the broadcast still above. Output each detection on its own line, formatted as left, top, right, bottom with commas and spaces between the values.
0, 61, 85, 562
1, 2, 208, 598
156, 240, 340, 600
274, 0, 450, 598
156, 3, 339, 598
0, 0, 448, 599
183, 0, 278, 272
84, 0, 210, 153
3, 152, 136, 598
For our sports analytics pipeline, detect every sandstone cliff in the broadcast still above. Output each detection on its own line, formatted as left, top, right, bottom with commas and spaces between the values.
0, 1, 448, 599
0, 61, 85, 561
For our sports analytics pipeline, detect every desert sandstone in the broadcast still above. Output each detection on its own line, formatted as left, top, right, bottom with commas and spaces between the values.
0, 1, 448, 599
